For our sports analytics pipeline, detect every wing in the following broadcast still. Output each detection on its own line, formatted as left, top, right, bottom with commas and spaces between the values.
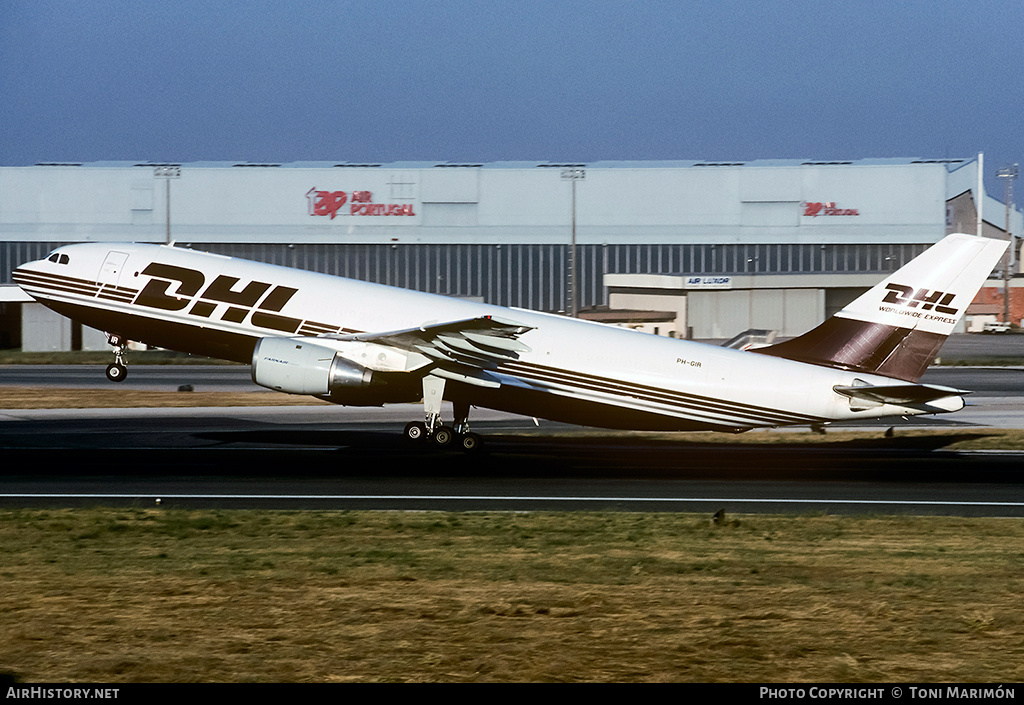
324, 315, 535, 388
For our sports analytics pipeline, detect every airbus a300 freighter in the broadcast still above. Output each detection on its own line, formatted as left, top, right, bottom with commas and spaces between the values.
13, 233, 1007, 452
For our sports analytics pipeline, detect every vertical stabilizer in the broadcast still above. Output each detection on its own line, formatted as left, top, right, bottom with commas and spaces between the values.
755, 233, 1008, 381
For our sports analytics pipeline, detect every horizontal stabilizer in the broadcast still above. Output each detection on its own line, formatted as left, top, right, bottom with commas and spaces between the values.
832, 382, 968, 406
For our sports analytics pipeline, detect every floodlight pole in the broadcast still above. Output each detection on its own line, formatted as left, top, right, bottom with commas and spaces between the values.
997, 164, 1018, 326
977, 152, 984, 238
154, 166, 181, 245
561, 167, 585, 317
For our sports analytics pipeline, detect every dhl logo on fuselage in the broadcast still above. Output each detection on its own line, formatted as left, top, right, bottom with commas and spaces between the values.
136, 263, 303, 334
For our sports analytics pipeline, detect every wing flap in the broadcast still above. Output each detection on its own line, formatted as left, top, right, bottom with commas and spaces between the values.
833, 382, 968, 406
431, 367, 503, 389
324, 315, 534, 382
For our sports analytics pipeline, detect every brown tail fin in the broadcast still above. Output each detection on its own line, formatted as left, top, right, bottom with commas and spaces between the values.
754, 233, 1008, 382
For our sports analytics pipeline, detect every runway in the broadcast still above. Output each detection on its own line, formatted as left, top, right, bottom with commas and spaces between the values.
2, 401, 1024, 516
2, 364, 1024, 516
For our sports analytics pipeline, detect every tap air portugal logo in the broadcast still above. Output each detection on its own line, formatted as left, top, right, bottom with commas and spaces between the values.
802, 201, 859, 217
306, 188, 415, 219
879, 283, 959, 324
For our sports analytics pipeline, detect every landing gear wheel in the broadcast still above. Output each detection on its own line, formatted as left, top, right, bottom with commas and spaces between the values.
432, 425, 455, 448
459, 432, 482, 454
105, 363, 128, 383
404, 421, 428, 444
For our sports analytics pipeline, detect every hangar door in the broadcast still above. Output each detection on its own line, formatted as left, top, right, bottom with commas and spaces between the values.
687, 289, 823, 339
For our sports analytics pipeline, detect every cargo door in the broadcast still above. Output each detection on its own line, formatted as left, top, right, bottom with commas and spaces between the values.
97, 250, 132, 302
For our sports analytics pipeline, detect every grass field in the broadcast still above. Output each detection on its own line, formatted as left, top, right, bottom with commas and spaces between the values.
0, 386, 329, 409
0, 351, 236, 366
0, 508, 1022, 683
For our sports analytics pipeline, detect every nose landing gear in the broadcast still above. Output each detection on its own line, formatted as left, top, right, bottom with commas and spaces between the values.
105, 334, 129, 383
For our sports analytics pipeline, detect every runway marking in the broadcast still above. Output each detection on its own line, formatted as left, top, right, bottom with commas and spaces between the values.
2, 493, 1024, 508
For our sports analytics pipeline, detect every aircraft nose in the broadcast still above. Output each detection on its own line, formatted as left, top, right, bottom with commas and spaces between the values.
11, 253, 64, 296
13, 253, 49, 273
16, 252, 53, 270
11, 259, 40, 281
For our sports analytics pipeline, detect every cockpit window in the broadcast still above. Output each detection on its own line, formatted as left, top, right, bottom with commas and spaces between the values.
47, 253, 70, 265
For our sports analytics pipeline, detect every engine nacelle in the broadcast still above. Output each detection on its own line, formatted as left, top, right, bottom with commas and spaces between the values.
251, 337, 373, 396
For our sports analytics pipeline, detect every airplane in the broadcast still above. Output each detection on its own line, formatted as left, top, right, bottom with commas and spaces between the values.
11, 232, 1008, 452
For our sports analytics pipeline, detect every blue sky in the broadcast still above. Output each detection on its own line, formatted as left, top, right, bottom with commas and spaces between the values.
3, 1, 1023, 193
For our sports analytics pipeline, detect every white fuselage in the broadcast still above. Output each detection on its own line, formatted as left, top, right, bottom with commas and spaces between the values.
13, 242, 960, 431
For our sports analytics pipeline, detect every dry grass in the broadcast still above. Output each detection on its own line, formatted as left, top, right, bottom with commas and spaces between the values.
0, 509, 1022, 683
0, 387, 329, 409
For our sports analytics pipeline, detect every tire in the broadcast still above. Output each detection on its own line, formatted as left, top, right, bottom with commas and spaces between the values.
459, 432, 483, 454
404, 421, 427, 444
105, 363, 128, 383
432, 425, 455, 447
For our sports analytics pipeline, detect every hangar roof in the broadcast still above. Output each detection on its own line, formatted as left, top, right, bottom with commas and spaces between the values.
31, 157, 970, 170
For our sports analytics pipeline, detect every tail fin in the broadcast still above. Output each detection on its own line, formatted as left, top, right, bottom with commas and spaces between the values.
755, 233, 1008, 381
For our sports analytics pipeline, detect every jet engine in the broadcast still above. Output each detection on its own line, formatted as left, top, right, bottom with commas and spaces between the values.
251, 336, 374, 395
250, 336, 420, 405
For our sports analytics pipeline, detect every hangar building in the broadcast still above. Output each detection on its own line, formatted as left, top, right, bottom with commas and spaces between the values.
0, 156, 1019, 350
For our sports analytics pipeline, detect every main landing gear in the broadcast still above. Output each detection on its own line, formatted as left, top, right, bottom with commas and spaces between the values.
403, 375, 483, 453
105, 334, 129, 383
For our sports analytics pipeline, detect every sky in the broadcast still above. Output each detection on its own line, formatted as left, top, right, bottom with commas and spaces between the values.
3, 0, 1024, 194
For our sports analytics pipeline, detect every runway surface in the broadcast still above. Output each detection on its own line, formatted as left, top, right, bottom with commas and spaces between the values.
3, 401, 1024, 516
2, 364, 1024, 516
